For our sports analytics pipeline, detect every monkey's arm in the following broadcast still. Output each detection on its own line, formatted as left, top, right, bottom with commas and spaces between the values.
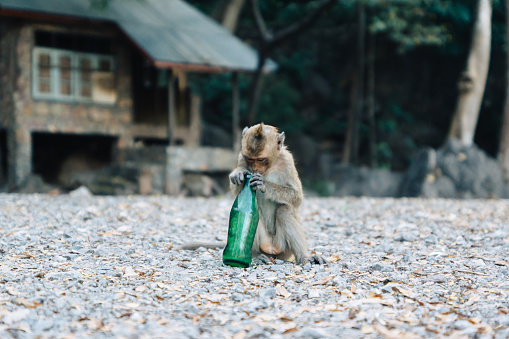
229, 154, 249, 197
263, 180, 302, 206
179, 242, 225, 250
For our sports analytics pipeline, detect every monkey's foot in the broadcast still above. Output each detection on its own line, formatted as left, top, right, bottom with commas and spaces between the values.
308, 254, 328, 265
259, 242, 282, 256
252, 254, 274, 266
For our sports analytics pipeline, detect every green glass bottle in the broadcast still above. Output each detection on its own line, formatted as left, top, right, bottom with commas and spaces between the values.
222, 175, 259, 268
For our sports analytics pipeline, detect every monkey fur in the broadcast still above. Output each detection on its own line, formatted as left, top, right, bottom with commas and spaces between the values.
229, 123, 315, 265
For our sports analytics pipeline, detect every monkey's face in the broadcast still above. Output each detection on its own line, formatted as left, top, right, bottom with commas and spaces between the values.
241, 123, 281, 174
243, 154, 269, 174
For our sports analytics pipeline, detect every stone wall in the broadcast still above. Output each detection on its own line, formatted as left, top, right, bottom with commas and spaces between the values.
0, 18, 19, 129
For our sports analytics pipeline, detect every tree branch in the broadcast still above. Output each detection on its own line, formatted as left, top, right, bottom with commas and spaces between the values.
271, 0, 336, 47
249, 0, 272, 42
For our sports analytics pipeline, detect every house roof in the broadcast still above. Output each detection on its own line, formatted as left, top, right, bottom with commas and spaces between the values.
0, 0, 276, 73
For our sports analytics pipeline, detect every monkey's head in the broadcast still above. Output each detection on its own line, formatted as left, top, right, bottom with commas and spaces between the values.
241, 123, 285, 174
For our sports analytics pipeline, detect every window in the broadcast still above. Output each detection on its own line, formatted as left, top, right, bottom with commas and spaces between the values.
32, 47, 116, 104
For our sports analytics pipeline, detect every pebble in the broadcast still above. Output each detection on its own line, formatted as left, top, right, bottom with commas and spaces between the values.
0, 194, 507, 338
395, 232, 417, 242
231, 293, 244, 301
259, 288, 276, 299
370, 262, 394, 272
298, 327, 327, 338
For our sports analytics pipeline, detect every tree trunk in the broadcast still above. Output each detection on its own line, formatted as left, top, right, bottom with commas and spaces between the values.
342, 1, 365, 164
367, 31, 376, 168
448, 0, 492, 146
246, 0, 335, 125
342, 74, 357, 164
222, 0, 245, 32
246, 49, 267, 125
498, 0, 509, 183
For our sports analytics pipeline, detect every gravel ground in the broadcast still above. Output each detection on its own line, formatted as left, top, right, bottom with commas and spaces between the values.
0, 192, 508, 339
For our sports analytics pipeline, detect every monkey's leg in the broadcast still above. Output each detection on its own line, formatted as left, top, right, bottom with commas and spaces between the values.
273, 205, 309, 265
251, 221, 281, 265
256, 221, 283, 255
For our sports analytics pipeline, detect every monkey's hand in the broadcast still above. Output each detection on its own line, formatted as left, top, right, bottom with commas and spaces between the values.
252, 253, 274, 265
250, 173, 266, 193
229, 169, 249, 186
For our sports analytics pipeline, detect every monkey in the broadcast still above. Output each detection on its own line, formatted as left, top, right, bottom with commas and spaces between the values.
228, 123, 325, 265
178, 123, 325, 265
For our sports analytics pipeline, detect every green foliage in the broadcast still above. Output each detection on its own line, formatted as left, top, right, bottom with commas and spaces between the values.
367, 0, 477, 53
182, 0, 506, 173
257, 75, 303, 135
376, 141, 393, 169
304, 179, 336, 197
189, 73, 251, 129
278, 50, 316, 84
388, 102, 414, 123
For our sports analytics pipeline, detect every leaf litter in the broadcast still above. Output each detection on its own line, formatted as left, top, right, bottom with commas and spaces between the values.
0, 194, 507, 338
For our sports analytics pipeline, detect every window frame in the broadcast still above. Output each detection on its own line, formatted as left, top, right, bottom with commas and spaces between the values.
32, 47, 116, 105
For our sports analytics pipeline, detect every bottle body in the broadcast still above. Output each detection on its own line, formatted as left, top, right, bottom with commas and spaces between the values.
222, 177, 259, 268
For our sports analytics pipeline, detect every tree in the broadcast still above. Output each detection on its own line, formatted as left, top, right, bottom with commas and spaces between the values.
342, 0, 457, 166
342, 1, 366, 165
210, 0, 245, 32
246, 0, 336, 125
448, 0, 492, 147
222, 0, 245, 32
499, 0, 509, 183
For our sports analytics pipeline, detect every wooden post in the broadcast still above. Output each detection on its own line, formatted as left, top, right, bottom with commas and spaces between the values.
232, 72, 240, 153
176, 70, 188, 128
189, 94, 201, 147
168, 71, 176, 146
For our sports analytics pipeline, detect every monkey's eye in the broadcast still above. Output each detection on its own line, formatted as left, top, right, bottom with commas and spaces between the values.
257, 158, 266, 163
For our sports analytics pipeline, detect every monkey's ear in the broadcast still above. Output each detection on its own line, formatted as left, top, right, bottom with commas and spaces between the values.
242, 126, 249, 137
276, 132, 285, 150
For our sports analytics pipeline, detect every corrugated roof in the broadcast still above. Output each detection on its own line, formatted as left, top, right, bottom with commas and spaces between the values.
0, 0, 277, 73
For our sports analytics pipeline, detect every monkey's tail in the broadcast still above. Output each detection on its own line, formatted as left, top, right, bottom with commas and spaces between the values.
178, 242, 226, 250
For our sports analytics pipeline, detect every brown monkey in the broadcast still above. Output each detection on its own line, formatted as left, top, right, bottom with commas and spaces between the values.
229, 123, 322, 265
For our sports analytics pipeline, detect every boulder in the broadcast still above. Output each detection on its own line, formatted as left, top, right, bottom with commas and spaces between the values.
400, 140, 507, 198
330, 164, 403, 197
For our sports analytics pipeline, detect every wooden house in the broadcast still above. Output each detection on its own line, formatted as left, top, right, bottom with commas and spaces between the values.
0, 0, 275, 194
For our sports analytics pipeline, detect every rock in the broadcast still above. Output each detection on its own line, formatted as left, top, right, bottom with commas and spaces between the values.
395, 232, 417, 242
330, 164, 403, 197
424, 234, 438, 244
381, 283, 403, 294
231, 293, 244, 301
15, 175, 59, 194
0, 194, 508, 338
400, 141, 505, 198
424, 274, 447, 284
370, 263, 394, 272
454, 320, 474, 330
124, 267, 137, 278
259, 288, 276, 299
69, 186, 93, 198
298, 327, 327, 338
181, 173, 224, 197
332, 277, 347, 289
308, 289, 321, 298
245, 300, 270, 312
3, 309, 30, 325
